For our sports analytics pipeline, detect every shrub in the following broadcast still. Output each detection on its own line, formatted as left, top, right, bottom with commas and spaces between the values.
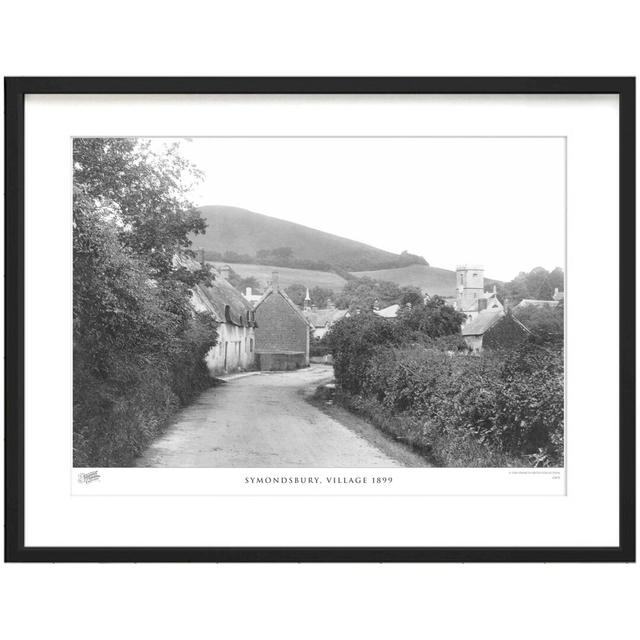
73, 139, 217, 466
330, 336, 564, 467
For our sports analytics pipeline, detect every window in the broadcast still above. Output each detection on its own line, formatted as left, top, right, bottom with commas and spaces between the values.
250, 338, 254, 353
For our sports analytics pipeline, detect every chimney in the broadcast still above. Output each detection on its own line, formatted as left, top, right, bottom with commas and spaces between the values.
220, 264, 230, 281
304, 287, 311, 311
245, 287, 252, 297
327, 297, 335, 309
272, 271, 279, 290
197, 247, 205, 268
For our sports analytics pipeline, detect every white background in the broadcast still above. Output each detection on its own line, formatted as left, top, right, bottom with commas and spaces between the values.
1, 2, 638, 639
26, 94, 610, 546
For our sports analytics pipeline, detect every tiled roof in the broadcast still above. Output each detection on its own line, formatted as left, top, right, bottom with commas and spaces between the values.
461, 310, 505, 336
374, 304, 400, 318
304, 308, 348, 327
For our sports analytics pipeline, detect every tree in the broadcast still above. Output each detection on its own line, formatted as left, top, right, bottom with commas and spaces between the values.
324, 313, 405, 394
73, 139, 216, 466
335, 276, 402, 311
498, 266, 565, 306
310, 286, 335, 308
73, 138, 206, 282
396, 295, 466, 339
514, 303, 564, 344
285, 283, 308, 306
399, 286, 424, 308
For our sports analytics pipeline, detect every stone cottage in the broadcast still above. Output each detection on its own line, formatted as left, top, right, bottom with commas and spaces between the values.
253, 271, 313, 370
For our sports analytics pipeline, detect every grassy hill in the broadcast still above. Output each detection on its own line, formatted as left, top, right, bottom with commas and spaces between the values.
352, 264, 458, 297
209, 262, 348, 292
194, 205, 426, 271
353, 264, 502, 298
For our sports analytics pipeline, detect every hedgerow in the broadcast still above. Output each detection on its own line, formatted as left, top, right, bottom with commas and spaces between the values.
73, 139, 217, 467
326, 314, 564, 467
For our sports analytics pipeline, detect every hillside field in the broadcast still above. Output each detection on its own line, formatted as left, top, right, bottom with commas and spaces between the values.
210, 262, 349, 292
352, 264, 458, 297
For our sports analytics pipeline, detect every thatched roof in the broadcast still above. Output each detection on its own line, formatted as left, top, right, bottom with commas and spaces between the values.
176, 254, 255, 327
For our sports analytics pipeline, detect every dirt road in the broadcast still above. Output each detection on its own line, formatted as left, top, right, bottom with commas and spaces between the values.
136, 365, 407, 467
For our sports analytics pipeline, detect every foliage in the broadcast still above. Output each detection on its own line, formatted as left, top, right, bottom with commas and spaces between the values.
399, 285, 425, 307
513, 303, 564, 344
73, 139, 217, 466
310, 337, 331, 358
395, 296, 466, 339
334, 276, 403, 311
285, 283, 308, 306
310, 286, 335, 308
323, 314, 406, 394
326, 309, 564, 467
74, 138, 206, 281
238, 276, 263, 294
497, 266, 564, 305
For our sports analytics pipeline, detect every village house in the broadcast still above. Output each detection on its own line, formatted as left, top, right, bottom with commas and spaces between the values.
242, 286, 263, 307
184, 252, 257, 376
253, 272, 314, 371
302, 290, 349, 340
462, 310, 531, 353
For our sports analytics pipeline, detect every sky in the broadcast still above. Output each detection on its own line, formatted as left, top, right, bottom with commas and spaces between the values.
163, 137, 565, 282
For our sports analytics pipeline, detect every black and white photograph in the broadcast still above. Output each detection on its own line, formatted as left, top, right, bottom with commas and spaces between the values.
7, 76, 632, 564
73, 135, 565, 470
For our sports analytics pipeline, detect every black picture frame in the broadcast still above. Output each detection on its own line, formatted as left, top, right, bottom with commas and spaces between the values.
4, 77, 635, 563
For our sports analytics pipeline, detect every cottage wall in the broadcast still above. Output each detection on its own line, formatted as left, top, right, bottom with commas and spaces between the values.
255, 293, 309, 356
205, 323, 256, 375
463, 335, 483, 353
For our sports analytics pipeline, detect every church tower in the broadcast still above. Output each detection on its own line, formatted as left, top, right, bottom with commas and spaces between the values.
456, 264, 485, 311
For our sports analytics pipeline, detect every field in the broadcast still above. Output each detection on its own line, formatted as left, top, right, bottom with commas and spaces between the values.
210, 262, 349, 292
210, 261, 499, 298
352, 264, 458, 297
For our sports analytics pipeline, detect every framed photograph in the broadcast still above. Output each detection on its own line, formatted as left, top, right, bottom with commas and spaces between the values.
5, 77, 635, 562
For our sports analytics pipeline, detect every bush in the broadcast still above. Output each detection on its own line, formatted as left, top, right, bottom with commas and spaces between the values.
73, 138, 217, 466
330, 336, 564, 467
